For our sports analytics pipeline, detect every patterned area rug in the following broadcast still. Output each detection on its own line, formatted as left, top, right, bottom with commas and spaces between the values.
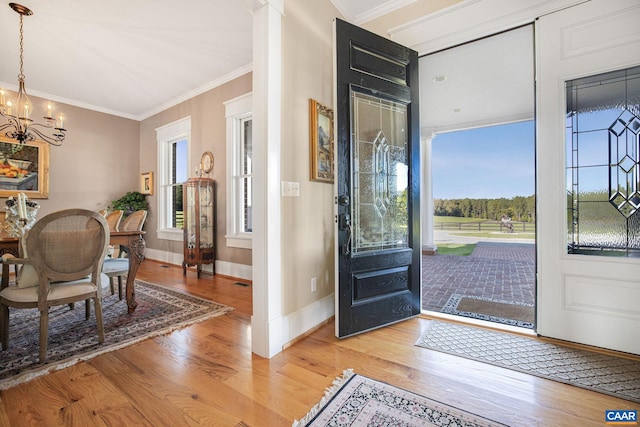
442, 294, 534, 329
0, 279, 233, 390
416, 320, 640, 403
293, 370, 507, 427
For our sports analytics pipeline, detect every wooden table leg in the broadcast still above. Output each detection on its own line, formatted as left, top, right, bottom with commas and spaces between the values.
124, 234, 146, 314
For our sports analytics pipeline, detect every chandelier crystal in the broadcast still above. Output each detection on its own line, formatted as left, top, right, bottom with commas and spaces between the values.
0, 3, 66, 146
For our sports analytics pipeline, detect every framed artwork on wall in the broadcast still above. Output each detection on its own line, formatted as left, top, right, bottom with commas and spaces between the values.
140, 171, 154, 195
0, 137, 50, 199
309, 98, 334, 183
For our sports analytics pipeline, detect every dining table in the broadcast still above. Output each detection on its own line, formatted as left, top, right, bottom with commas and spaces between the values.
0, 230, 146, 314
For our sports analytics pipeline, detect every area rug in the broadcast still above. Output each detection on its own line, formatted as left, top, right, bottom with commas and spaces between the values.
0, 279, 233, 390
416, 320, 640, 403
441, 294, 534, 329
293, 369, 507, 427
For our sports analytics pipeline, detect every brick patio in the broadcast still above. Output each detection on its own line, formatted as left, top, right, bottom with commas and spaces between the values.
422, 241, 536, 313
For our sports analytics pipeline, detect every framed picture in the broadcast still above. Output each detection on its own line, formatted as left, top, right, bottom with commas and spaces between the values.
0, 137, 50, 199
140, 171, 154, 195
309, 99, 334, 183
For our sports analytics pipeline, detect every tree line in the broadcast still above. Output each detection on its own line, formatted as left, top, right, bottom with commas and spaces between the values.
434, 195, 536, 222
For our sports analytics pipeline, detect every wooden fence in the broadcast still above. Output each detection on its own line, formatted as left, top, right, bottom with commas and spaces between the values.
434, 220, 535, 233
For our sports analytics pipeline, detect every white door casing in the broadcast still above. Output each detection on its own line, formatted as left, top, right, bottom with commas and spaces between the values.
536, 0, 640, 354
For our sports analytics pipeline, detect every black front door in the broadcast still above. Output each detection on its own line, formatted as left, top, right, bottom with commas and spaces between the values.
335, 18, 421, 338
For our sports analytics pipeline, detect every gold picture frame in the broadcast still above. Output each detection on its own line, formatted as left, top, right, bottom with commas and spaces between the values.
309, 99, 334, 183
0, 137, 50, 199
140, 171, 154, 195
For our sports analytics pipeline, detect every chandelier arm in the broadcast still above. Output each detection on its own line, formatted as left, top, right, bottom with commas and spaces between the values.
28, 122, 64, 131
0, 118, 20, 131
25, 126, 64, 146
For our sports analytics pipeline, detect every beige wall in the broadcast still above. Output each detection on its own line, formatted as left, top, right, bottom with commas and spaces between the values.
280, 0, 342, 315
138, 73, 252, 266
1, 95, 140, 217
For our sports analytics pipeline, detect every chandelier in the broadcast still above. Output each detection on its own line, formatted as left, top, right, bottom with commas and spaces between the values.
0, 3, 66, 146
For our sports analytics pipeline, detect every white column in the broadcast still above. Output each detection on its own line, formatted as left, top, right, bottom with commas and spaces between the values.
251, 0, 284, 358
421, 129, 437, 254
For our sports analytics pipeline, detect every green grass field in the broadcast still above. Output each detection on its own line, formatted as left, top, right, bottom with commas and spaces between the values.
435, 243, 476, 256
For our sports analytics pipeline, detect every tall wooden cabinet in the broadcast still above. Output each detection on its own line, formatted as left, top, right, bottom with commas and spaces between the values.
182, 177, 215, 277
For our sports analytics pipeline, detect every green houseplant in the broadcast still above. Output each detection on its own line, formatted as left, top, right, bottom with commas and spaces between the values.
110, 191, 149, 217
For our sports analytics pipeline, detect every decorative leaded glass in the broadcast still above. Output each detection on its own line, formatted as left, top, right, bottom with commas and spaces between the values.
351, 91, 409, 254
566, 66, 640, 256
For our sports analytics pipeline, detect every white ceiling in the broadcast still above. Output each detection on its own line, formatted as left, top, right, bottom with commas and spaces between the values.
0, 0, 532, 131
419, 25, 535, 133
0, 0, 254, 120
0, 0, 404, 122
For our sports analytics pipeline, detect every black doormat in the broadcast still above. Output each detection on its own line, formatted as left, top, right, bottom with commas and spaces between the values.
441, 294, 534, 328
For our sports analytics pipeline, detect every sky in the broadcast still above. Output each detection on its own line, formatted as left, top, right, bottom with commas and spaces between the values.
431, 121, 535, 199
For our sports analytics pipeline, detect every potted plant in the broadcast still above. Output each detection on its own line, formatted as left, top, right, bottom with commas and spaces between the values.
110, 191, 149, 217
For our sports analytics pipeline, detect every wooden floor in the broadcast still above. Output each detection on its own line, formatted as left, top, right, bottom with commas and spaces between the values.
1, 260, 638, 426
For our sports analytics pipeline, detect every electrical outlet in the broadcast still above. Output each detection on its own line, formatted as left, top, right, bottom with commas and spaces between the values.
311, 277, 317, 292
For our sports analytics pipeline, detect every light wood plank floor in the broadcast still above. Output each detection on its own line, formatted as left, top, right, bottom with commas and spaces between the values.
1, 260, 638, 426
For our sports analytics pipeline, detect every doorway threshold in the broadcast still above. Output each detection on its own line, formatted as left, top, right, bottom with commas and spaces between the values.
420, 310, 538, 338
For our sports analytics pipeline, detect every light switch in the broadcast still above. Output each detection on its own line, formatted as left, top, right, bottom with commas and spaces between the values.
281, 181, 300, 197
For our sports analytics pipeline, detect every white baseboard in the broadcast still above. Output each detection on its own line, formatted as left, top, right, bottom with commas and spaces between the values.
281, 293, 335, 347
144, 248, 252, 282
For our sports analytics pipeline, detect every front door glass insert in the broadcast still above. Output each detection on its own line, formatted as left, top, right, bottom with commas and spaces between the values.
566, 66, 640, 256
352, 91, 408, 254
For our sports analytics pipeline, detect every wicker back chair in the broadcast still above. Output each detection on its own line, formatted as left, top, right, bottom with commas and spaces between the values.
119, 210, 147, 232
0, 209, 109, 362
104, 210, 147, 299
105, 209, 123, 232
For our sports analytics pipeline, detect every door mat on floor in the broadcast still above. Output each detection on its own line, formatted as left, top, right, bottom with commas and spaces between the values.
0, 279, 233, 390
292, 369, 506, 427
416, 320, 640, 403
441, 293, 534, 328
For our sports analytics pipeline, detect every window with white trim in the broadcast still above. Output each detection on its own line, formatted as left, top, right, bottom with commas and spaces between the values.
225, 93, 253, 249
156, 117, 190, 241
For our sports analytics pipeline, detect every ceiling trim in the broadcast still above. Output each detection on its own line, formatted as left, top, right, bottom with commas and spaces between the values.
0, 79, 142, 121
389, 0, 588, 55
354, 0, 419, 25
1, 62, 254, 122
138, 63, 253, 121
329, 0, 352, 21
432, 112, 534, 135
330, 0, 419, 24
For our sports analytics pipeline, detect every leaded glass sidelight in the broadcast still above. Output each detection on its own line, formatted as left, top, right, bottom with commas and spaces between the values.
351, 91, 409, 254
566, 66, 640, 256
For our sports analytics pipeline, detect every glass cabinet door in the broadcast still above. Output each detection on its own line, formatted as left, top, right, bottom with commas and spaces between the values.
199, 181, 214, 249
185, 184, 197, 249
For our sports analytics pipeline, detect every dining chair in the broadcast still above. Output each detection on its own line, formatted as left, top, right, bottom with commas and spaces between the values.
0, 209, 110, 362
103, 210, 147, 300
105, 209, 123, 232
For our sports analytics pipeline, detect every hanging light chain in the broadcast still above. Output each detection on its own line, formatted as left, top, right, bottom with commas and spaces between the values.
18, 12, 25, 80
